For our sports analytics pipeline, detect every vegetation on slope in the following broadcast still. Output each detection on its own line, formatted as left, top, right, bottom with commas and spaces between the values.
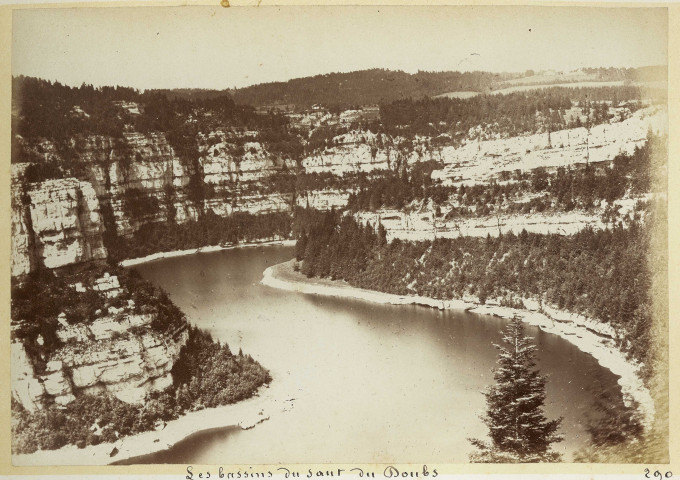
12, 327, 270, 454
11, 263, 186, 372
11, 76, 301, 181
11, 261, 271, 454
12, 76, 276, 142
294, 200, 662, 376
104, 211, 292, 262
379, 85, 654, 138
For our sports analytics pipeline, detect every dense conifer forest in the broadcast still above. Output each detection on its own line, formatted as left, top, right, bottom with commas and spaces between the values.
293, 137, 667, 377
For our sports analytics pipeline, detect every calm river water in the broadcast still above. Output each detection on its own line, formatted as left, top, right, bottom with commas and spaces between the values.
129, 245, 622, 463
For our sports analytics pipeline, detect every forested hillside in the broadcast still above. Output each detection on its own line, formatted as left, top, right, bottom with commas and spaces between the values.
293, 136, 667, 378
228, 66, 665, 109
231, 69, 511, 108
294, 200, 664, 377
380, 85, 662, 138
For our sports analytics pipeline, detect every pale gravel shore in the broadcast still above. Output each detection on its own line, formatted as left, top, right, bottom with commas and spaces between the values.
13, 379, 295, 466
119, 239, 297, 267
262, 259, 655, 431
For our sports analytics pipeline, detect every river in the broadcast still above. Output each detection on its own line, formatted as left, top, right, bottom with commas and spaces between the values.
128, 245, 623, 463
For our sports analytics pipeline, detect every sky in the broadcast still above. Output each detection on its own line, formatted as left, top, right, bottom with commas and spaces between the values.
12, 5, 668, 91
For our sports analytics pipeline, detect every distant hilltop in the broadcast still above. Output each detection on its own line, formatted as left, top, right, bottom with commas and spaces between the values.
150, 66, 667, 109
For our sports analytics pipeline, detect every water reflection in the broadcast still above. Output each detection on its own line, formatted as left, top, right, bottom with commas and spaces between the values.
125, 246, 621, 464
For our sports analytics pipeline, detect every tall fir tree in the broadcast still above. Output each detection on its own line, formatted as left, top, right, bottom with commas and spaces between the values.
469, 316, 563, 463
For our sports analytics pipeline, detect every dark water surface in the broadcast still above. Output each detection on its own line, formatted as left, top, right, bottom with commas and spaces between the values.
128, 245, 622, 464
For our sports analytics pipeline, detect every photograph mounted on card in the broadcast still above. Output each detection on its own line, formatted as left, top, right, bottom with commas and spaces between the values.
7, 3, 669, 470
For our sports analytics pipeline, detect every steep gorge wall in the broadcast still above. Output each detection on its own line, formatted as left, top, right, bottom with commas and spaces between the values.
9, 128, 302, 412
11, 105, 667, 276
11, 165, 107, 275
11, 166, 35, 277
11, 129, 302, 276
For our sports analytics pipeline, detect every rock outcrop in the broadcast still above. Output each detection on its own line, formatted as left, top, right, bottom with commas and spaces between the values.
12, 323, 188, 411
50, 323, 189, 406
11, 165, 35, 277
25, 178, 108, 270
11, 270, 189, 412
11, 342, 46, 412
11, 164, 108, 274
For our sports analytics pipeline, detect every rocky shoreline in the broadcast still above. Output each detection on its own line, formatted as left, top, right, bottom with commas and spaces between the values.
261, 259, 655, 430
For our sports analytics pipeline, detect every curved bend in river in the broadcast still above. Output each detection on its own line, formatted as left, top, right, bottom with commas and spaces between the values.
130, 245, 624, 464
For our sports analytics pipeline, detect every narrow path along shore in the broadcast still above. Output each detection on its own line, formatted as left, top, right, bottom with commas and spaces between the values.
119, 239, 297, 267
261, 259, 655, 430
13, 379, 295, 466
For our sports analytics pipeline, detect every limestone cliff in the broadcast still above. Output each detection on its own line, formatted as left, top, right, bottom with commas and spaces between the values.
11, 165, 35, 277
11, 269, 189, 412
12, 165, 107, 274
28, 131, 300, 240
27, 179, 108, 269
9, 128, 301, 411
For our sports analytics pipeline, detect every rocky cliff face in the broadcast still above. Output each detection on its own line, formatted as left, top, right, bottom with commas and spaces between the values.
12, 105, 666, 273
11, 270, 189, 413
11, 165, 35, 277
12, 322, 188, 412
27, 179, 108, 269
11, 129, 302, 276
78, 131, 297, 238
303, 131, 394, 176
11, 165, 107, 274
9, 126, 304, 412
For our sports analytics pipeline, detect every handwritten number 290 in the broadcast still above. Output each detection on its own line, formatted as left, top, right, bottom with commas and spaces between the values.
645, 469, 672, 478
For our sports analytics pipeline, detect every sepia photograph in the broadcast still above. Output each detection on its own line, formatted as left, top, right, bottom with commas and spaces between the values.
6, 3, 671, 471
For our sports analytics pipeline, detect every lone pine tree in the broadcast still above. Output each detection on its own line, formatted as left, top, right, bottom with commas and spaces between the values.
469, 316, 563, 462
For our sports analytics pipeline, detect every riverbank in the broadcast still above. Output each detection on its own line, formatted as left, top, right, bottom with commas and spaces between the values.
262, 259, 655, 430
119, 239, 297, 267
14, 239, 298, 467
12, 380, 295, 466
